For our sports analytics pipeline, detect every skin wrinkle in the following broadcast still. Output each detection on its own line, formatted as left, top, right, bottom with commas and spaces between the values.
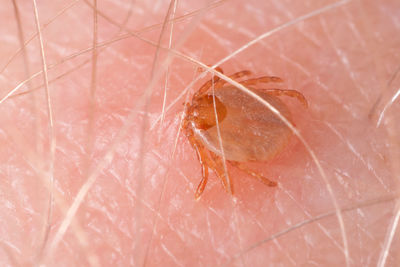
151, 151, 230, 229
0, 0, 81, 76
119, 151, 214, 246
313, 78, 359, 120
40, 0, 219, 257
272, 1, 322, 48
319, 16, 369, 102
244, 40, 352, 121
0, 0, 399, 266
27, 1, 141, 262
281, 187, 346, 252
2, 3, 230, 107
160, 242, 184, 267
226, 195, 398, 265
372, 66, 400, 127
2, 122, 96, 265
272, 239, 297, 265
319, 17, 367, 119
1, 0, 225, 103
324, 121, 389, 192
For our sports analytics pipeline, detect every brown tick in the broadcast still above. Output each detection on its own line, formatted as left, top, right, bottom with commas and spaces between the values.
182, 67, 307, 200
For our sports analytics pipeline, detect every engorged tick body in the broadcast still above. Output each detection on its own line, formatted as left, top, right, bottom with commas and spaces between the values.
182, 68, 307, 200
193, 86, 293, 162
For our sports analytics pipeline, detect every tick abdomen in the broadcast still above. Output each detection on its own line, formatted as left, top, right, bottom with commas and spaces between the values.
192, 86, 293, 162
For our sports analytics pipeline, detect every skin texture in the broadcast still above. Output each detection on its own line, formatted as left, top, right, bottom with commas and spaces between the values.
0, 0, 399, 266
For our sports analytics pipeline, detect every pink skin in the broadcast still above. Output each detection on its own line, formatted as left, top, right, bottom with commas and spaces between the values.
0, 0, 399, 266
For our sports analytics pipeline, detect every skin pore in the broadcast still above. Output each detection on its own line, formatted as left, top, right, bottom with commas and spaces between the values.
0, 0, 399, 266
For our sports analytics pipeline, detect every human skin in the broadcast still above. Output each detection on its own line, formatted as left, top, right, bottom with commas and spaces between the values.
0, 0, 399, 266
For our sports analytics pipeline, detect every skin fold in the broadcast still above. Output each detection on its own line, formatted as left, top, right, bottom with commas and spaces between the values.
0, 0, 399, 266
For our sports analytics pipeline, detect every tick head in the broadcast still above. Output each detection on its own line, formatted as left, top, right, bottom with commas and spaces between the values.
191, 95, 227, 130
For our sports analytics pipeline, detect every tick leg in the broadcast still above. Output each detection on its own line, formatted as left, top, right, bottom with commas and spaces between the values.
194, 70, 252, 99
229, 161, 277, 187
183, 125, 216, 200
190, 138, 213, 200
226, 70, 252, 80
193, 76, 221, 99
209, 152, 234, 195
259, 89, 308, 108
206, 70, 253, 96
193, 67, 224, 99
190, 133, 234, 197
212, 66, 223, 75
215, 70, 252, 87
194, 161, 209, 201
240, 76, 283, 86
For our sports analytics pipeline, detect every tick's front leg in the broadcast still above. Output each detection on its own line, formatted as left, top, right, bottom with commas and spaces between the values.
212, 70, 252, 91
209, 152, 234, 195
190, 138, 212, 200
194, 155, 209, 201
184, 126, 215, 200
240, 76, 283, 86
229, 161, 277, 187
259, 89, 308, 108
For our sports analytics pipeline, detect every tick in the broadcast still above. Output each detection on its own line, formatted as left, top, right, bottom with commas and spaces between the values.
182, 67, 307, 200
